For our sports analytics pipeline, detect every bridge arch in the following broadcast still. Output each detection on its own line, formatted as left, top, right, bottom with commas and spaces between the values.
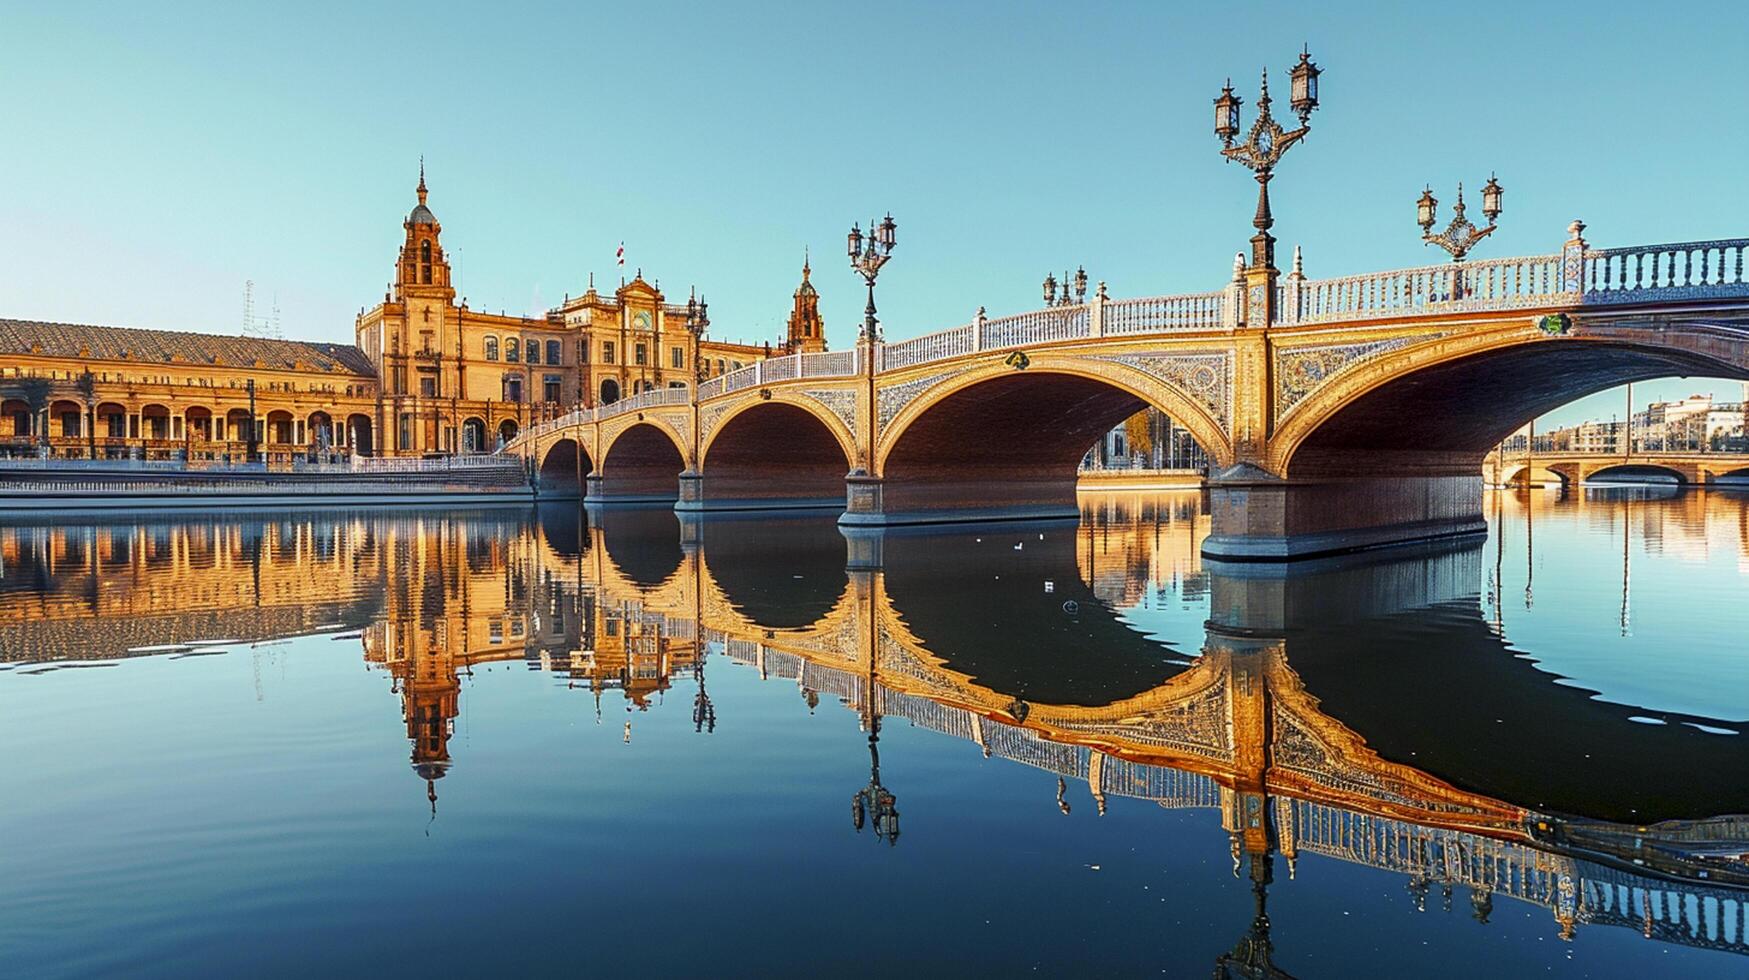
1583, 462, 1689, 485
1272, 326, 1749, 479
1498, 464, 1570, 488
872, 359, 1230, 521
597, 421, 686, 502
537, 437, 593, 498
699, 397, 855, 509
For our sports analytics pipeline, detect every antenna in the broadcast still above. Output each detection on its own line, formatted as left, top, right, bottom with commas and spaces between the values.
241, 279, 284, 339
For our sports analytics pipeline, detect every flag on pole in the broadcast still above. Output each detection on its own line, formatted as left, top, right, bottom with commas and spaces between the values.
616, 242, 625, 268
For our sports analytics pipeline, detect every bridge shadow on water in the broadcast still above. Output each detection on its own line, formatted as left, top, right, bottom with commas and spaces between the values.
1210, 541, 1749, 823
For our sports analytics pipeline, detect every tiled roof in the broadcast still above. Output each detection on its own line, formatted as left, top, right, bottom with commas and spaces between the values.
0, 318, 377, 377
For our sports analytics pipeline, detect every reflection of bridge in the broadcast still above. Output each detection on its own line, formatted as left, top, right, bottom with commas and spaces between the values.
7, 505, 1745, 962
507, 230, 1749, 559
1486, 448, 1749, 487
569, 512, 1749, 959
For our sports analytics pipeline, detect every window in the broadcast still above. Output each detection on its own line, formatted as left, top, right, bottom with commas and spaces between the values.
503, 375, 523, 403
603, 341, 616, 364
577, 340, 588, 364
671, 346, 684, 369
634, 343, 647, 366
485, 336, 499, 361
732, 361, 743, 371
715, 358, 725, 375
544, 375, 562, 403
547, 340, 562, 365
505, 340, 519, 362
420, 377, 436, 398
527, 339, 539, 364
398, 413, 412, 450
668, 380, 687, 389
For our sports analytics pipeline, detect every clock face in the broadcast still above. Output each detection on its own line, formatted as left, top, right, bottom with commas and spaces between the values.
634, 311, 652, 331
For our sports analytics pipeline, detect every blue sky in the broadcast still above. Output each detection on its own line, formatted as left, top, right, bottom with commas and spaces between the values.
2, 1, 1744, 428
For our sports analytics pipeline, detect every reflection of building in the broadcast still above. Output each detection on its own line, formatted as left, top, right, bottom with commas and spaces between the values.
1, 170, 815, 459
7, 501, 1745, 964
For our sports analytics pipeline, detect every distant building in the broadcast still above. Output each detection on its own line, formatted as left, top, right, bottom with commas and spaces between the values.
0, 169, 810, 458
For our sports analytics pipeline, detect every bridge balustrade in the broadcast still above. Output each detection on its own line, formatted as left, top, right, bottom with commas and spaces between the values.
1103, 291, 1227, 334
1290, 253, 1568, 324
879, 322, 975, 371
1585, 239, 1749, 302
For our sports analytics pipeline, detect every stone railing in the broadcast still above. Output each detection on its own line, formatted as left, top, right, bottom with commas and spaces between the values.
1289, 253, 1570, 324
1583, 238, 1749, 303
1103, 291, 1226, 334
698, 349, 862, 401
594, 384, 691, 422
879, 323, 975, 371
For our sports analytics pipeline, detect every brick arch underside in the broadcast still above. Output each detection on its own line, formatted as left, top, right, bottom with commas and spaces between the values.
600, 424, 685, 500
703, 403, 850, 507
539, 438, 594, 497
1287, 343, 1747, 480
1585, 463, 1690, 484
882, 373, 1188, 519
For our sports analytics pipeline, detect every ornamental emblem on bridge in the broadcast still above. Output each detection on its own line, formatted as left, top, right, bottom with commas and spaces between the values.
1537, 313, 1571, 335
1004, 350, 1031, 370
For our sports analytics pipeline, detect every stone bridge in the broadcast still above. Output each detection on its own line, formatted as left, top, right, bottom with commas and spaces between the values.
1486, 449, 1749, 487
507, 229, 1749, 558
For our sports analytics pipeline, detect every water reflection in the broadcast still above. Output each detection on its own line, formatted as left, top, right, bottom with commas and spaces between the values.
2, 491, 1746, 970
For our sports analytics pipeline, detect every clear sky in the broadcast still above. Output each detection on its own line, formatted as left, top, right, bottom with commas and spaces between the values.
2, 1, 1744, 429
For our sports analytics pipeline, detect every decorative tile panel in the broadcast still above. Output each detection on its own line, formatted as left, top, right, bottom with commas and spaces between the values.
1273, 334, 1442, 422
799, 387, 861, 446
876, 372, 956, 430
1094, 351, 1232, 435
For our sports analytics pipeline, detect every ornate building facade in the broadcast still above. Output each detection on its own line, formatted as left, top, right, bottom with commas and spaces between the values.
0, 169, 822, 459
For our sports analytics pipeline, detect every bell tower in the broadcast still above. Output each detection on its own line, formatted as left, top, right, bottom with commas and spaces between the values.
785, 251, 826, 353
396, 162, 454, 302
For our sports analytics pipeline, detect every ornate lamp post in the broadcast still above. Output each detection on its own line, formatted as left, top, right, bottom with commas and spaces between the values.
847, 213, 897, 343
850, 714, 901, 845
849, 646, 899, 846
685, 290, 710, 387
1042, 266, 1088, 307
1417, 175, 1504, 262
1213, 48, 1320, 326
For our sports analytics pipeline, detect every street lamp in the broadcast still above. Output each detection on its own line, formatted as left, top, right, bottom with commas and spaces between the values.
1042, 266, 1088, 307
847, 213, 897, 343
1213, 49, 1320, 276
850, 715, 901, 846
685, 289, 710, 387
1418, 175, 1504, 262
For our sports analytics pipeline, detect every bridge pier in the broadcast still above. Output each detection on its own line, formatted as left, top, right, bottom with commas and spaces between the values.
583, 472, 676, 506
673, 468, 847, 514
1202, 466, 1486, 561
836, 471, 1082, 527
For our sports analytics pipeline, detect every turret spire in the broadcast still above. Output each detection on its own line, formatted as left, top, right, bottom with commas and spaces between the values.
417, 156, 428, 205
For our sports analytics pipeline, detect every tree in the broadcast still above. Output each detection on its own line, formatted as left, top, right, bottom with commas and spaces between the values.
74, 370, 97, 459
15, 377, 53, 450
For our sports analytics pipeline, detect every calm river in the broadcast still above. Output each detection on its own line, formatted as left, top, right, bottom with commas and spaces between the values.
1, 489, 1745, 977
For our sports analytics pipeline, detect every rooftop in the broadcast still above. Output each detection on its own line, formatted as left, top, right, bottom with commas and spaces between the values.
0, 318, 377, 376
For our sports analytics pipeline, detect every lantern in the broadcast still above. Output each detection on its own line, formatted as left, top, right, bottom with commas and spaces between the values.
1214, 81, 1241, 144
1290, 48, 1320, 120
847, 223, 862, 259
878, 212, 897, 250
1042, 272, 1057, 305
1481, 175, 1504, 224
1416, 187, 1438, 233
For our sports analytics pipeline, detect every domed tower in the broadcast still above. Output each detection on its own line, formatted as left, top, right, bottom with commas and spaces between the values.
397, 163, 454, 302
785, 252, 826, 354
